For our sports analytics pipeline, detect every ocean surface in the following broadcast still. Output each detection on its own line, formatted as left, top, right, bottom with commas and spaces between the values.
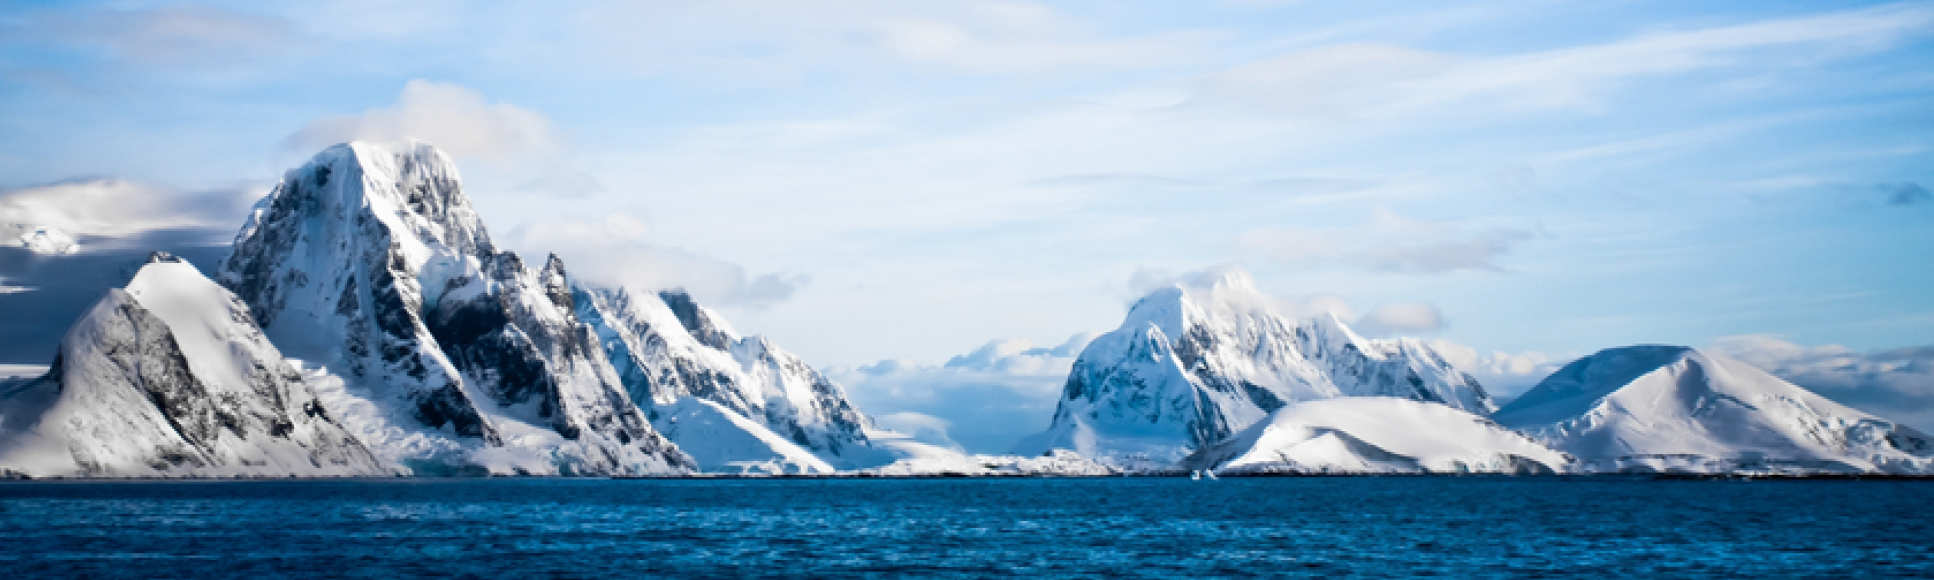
0, 477, 1927, 577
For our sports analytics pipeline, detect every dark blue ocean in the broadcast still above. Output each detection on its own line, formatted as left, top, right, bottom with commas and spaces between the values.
0, 477, 1927, 577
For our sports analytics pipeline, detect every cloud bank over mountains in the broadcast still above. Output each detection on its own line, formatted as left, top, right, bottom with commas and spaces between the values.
834, 334, 1095, 453
1712, 334, 1934, 431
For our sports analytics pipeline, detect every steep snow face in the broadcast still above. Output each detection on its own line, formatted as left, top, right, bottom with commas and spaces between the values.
1021, 269, 1492, 466
1186, 397, 1566, 475
651, 398, 835, 475
220, 142, 690, 475
222, 141, 491, 441
576, 286, 873, 469
1494, 346, 1934, 474
0, 257, 384, 477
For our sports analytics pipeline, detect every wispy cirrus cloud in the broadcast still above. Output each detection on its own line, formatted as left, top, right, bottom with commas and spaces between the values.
1239, 208, 1535, 274
507, 213, 810, 310
285, 80, 560, 162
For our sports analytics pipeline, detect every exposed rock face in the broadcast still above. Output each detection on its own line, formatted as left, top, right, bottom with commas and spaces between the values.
1019, 269, 1493, 467
0, 259, 383, 477
576, 286, 874, 469
218, 141, 690, 475
1494, 345, 1934, 474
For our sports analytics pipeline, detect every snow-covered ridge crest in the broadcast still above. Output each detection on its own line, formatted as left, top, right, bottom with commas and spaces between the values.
574, 284, 875, 471
220, 140, 691, 475
1021, 266, 1492, 467
0, 255, 384, 477
1495, 345, 1934, 474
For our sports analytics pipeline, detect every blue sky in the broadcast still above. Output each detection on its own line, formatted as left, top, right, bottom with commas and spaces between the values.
2, 1, 1931, 448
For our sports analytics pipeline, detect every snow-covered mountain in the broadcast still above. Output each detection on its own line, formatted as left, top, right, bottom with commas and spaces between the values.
6, 224, 78, 255
1018, 268, 1493, 467
1493, 345, 1934, 474
0, 254, 384, 477
1185, 397, 1566, 474
575, 286, 874, 472
219, 141, 691, 475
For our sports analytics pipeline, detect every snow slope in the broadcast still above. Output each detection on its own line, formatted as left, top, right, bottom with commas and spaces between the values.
858, 428, 1117, 476
219, 141, 690, 475
1019, 268, 1493, 467
1493, 345, 1934, 474
1186, 397, 1566, 474
652, 397, 835, 474
0, 255, 384, 477
576, 286, 875, 469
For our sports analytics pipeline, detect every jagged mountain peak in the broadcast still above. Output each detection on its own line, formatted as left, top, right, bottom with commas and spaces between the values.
1024, 268, 1494, 466
573, 282, 877, 470
235, 140, 492, 268
213, 142, 694, 475
1123, 267, 1276, 340
657, 288, 739, 350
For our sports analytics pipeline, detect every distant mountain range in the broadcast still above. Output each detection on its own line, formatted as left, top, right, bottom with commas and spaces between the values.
3, 142, 1927, 477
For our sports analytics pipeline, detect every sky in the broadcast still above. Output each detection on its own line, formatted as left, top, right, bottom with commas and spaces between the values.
1, 1, 1931, 451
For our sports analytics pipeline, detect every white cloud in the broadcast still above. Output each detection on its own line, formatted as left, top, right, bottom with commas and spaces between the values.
872, 3, 1220, 73
873, 412, 963, 450
1239, 208, 1534, 274
509, 213, 809, 309
833, 333, 1093, 453
0, 179, 255, 252
285, 80, 559, 162
1426, 339, 1565, 400
1356, 303, 1446, 335
50, 6, 294, 66
1709, 334, 1934, 431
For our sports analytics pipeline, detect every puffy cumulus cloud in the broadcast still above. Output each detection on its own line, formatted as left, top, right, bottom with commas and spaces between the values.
1710, 334, 1934, 430
508, 214, 809, 309
0, 178, 257, 254
285, 80, 559, 162
1355, 303, 1446, 336
831, 333, 1094, 454
1426, 339, 1566, 400
1239, 208, 1534, 275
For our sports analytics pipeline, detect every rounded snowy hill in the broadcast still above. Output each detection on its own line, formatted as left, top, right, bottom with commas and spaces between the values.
1186, 397, 1567, 475
1493, 345, 1934, 474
